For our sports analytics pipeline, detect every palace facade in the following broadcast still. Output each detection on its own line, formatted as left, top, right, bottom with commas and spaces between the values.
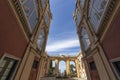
74, 0, 120, 80
0, 0, 52, 80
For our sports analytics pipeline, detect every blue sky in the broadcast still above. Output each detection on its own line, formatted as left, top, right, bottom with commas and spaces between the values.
46, 0, 81, 56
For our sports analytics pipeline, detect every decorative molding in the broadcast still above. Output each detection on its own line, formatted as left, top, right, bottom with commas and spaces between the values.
11, 0, 31, 38
97, 0, 117, 38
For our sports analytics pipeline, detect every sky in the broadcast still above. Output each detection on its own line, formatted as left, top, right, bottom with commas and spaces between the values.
46, 0, 81, 56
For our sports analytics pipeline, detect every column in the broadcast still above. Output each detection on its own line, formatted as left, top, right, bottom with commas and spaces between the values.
55, 59, 59, 76
46, 59, 50, 75
75, 60, 80, 78
36, 58, 42, 80
42, 59, 46, 77
75, 60, 80, 77
66, 60, 70, 76
39, 57, 45, 77
41, 58, 44, 77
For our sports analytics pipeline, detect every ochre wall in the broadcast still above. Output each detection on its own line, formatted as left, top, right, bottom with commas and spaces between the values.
0, 0, 28, 58
102, 10, 120, 60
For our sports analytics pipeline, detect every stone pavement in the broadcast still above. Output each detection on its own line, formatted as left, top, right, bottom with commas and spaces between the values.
40, 77, 87, 80
40, 77, 56, 80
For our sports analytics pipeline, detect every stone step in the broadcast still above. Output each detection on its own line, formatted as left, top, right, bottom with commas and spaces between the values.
40, 77, 87, 80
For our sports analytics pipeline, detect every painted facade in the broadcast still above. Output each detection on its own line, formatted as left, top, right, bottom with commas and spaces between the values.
0, 0, 52, 80
74, 0, 120, 80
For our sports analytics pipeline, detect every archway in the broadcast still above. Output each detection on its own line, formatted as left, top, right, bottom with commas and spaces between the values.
59, 60, 66, 77
70, 61, 77, 77
48, 60, 55, 76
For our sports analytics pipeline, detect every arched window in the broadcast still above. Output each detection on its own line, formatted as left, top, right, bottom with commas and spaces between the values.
41, 0, 46, 9
79, 0, 85, 8
59, 60, 66, 76
20, 0, 39, 32
88, 0, 107, 31
70, 61, 77, 77
81, 27, 90, 50
45, 12, 49, 26
37, 29, 45, 50
75, 9, 81, 26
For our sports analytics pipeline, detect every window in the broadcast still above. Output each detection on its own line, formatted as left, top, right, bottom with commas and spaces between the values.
81, 27, 90, 50
88, 0, 107, 31
113, 61, 120, 77
41, 0, 46, 9
20, 0, 39, 32
76, 9, 81, 26
32, 60, 39, 69
37, 29, 45, 50
80, 0, 85, 8
89, 61, 96, 70
45, 12, 49, 26
0, 57, 18, 80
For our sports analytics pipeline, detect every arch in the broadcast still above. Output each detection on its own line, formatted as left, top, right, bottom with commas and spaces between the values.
70, 60, 77, 77
59, 60, 66, 76
52, 60, 55, 67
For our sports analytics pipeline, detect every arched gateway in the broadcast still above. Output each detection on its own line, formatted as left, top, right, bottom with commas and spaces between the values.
48, 55, 79, 77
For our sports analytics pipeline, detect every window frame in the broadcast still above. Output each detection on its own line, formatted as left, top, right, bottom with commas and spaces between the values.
41, 0, 46, 10
45, 11, 50, 27
19, 0, 39, 33
0, 54, 20, 80
88, 0, 109, 32
37, 28, 46, 50
110, 58, 120, 80
32, 60, 39, 69
79, 0, 85, 9
76, 9, 81, 27
89, 61, 96, 70
80, 27, 91, 51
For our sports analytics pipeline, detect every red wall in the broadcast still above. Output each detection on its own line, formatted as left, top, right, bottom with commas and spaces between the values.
102, 10, 120, 60
0, 0, 28, 58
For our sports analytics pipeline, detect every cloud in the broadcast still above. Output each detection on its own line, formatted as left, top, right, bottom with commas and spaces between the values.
47, 0, 80, 56
46, 38, 80, 52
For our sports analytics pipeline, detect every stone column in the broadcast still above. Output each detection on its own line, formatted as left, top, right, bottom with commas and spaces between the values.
41, 58, 45, 77
55, 59, 59, 76
40, 58, 46, 77
46, 59, 50, 75
43, 59, 47, 77
66, 60, 70, 76
75, 60, 80, 78
75, 60, 80, 77
37, 57, 44, 79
